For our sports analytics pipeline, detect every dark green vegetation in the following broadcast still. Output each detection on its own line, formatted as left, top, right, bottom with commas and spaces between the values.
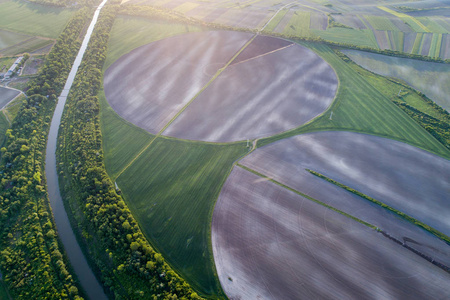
306, 169, 450, 245
258, 44, 450, 159
57, 4, 203, 299
0, 113, 9, 148
0, 9, 91, 299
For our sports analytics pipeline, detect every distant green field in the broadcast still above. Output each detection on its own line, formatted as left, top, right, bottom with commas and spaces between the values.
0, 37, 53, 56
282, 11, 311, 37
263, 8, 288, 32
428, 33, 442, 57
104, 15, 204, 70
259, 43, 449, 159
364, 15, 398, 31
0, 29, 29, 49
0, 0, 74, 38
311, 28, 379, 48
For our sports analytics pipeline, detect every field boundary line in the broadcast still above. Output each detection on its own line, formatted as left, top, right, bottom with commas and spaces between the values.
377, 6, 430, 33
306, 169, 450, 244
231, 43, 294, 66
116, 34, 258, 180
159, 34, 257, 135
237, 164, 450, 273
236, 164, 377, 229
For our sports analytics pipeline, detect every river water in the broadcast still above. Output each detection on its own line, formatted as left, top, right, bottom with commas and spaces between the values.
45, 0, 109, 299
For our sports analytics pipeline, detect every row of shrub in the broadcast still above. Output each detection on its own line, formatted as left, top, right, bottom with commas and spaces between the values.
57, 3, 203, 299
306, 169, 450, 245
0, 8, 92, 299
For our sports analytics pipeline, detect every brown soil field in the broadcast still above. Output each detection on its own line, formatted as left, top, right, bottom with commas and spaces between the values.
104, 31, 253, 134
403, 32, 417, 53
164, 41, 337, 142
374, 30, 389, 49
212, 166, 450, 300
240, 131, 450, 238
230, 35, 292, 65
105, 32, 337, 142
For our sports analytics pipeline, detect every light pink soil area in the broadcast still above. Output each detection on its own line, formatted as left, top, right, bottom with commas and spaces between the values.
374, 30, 389, 49
309, 12, 328, 30
104, 31, 253, 134
163, 43, 337, 142
241, 131, 450, 237
403, 32, 417, 53
212, 166, 450, 299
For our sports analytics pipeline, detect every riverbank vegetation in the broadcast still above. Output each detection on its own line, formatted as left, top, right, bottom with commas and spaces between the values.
0, 9, 91, 299
57, 4, 203, 299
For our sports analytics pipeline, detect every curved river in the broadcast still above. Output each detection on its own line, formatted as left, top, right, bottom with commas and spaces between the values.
45, 0, 108, 299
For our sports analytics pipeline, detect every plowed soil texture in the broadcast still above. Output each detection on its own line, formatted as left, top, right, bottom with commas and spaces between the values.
240, 131, 450, 238
212, 166, 450, 300
105, 32, 338, 142
0, 87, 19, 109
163, 38, 337, 142
104, 31, 253, 134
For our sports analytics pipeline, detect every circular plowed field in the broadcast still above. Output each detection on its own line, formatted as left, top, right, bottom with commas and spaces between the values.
104, 31, 338, 142
213, 131, 450, 299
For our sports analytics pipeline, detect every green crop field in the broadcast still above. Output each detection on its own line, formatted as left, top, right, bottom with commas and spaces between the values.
0, 280, 11, 300
282, 11, 311, 37
0, 0, 74, 38
412, 32, 423, 53
428, 33, 442, 57
104, 15, 204, 70
0, 112, 9, 148
116, 136, 247, 297
259, 43, 449, 159
391, 30, 404, 51
364, 15, 398, 31
0, 29, 30, 50
0, 37, 53, 56
311, 28, 379, 48
100, 91, 154, 178
263, 8, 289, 32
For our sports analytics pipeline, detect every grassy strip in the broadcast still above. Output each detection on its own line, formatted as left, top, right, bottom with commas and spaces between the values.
306, 169, 450, 245
237, 164, 377, 230
258, 43, 450, 159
